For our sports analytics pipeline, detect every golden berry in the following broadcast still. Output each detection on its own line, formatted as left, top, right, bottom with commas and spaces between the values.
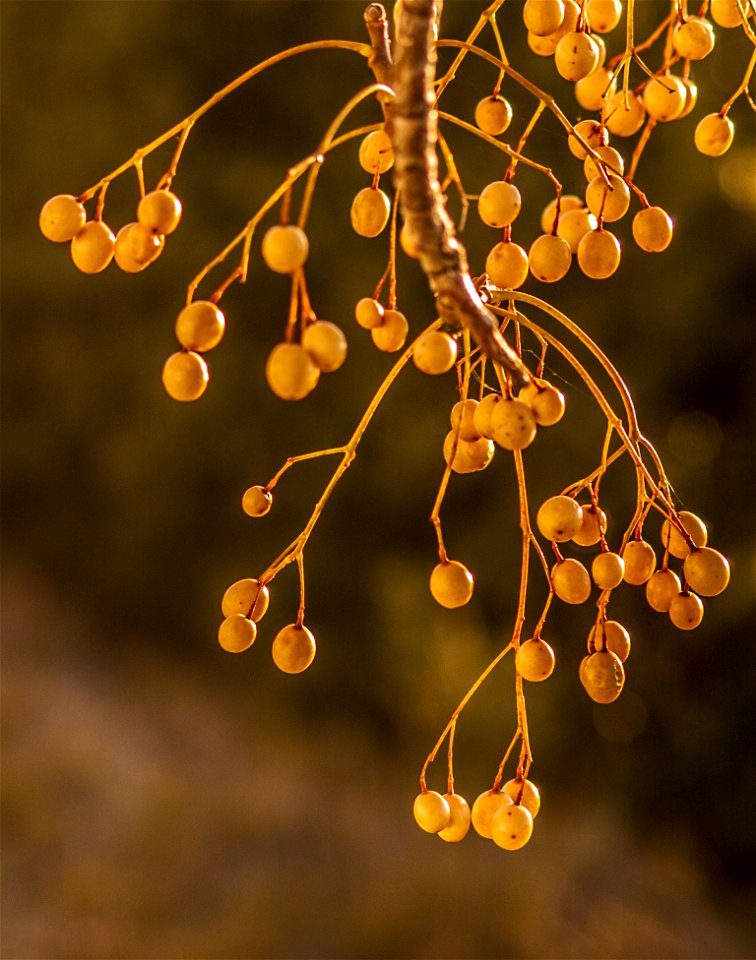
162, 350, 209, 402
39, 194, 87, 242
272, 623, 317, 674
175, 300, 226, 352
265, 343, 320, 400
429, 560, 474, 608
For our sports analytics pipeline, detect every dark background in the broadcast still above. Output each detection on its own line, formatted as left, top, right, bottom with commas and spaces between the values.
2, 2, 755, 958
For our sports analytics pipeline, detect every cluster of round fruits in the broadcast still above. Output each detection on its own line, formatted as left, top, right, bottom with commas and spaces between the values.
39, 188, 182, 274
351, 129, 394, 239
413, 777, 540, 850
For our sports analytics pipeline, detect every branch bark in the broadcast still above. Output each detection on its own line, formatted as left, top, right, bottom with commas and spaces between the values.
365, 1, 531, 390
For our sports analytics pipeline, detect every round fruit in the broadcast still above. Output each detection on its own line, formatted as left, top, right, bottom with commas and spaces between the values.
575, 67, 617, 111
474, 95, 513, 135
221, 578, 270, 620
555, 31, 600, 82
371, 309, 409, 352
438, 793, 472, 842
430, 560, 474, 608
589, 619, 631, 661
632, 206, 674, 253
577, 228, 621, 279
551, 558, 592, 604
443, 432, 495, 473
137, 189, 182, 234
242, 485, 273, 518
694, 113, 735, 156
490, 802, 534, 850
523, 0, 565, 35
518, 378, 566, 424
450, 399, 481, 442
669, 591, 704, 630
642, 74, 687, 122
114, 224, 148, 273
70, 220, 116, 273
358, 129, 394, 174
605, 91, 646, 136
399, 222, 421, 259
485, 241, 529, 290
39, 194, 87, 242
540, 193, 584, 233
585, 173, 631, 222
586, 0, 622, 32
413, 790, 451, 833
583, 145, 625, 182
351, 186, 391, 237
489, 397, 537, 450
528, 234, 572, 282
126, 222, 164, 265
683, 547, 730, 597
162, 350, 209, 401
592, 551, 624, 589
645, 568, 682, 613
265, 343, 320, 400
622, 539, 657, 585
661, 511, 707, 559
355, 297, 384, 329
471, 790, 512, 839
503, 778, 541, 818
672, 16, 715, 60
515, 637, 556, 681
557, 208, 598, 253
217, 614, 257, 653
568, 119, 606, 160
261, 224, 309, 273
175, 300, 226, 352
537, 495, 583, 542
581, 650, 625, 702
413, 331, 458, 374
272, 623, 317, 674
472, 393, 503, 439
572, 504, 607, 546
710, 0, 748, 27
478, 180, 522, 228
302, 320, 348, 372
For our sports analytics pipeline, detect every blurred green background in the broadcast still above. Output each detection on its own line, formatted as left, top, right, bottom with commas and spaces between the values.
2, 2, 754, 958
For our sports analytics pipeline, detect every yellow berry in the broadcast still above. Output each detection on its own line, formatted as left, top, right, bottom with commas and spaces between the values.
438, 793, 472, 842
350, 186, 391, 237
575, 67, 617, 111
669, 591, 704, 630
261, 224, 309, 273
585, 173, 631, 222
217, 614, 257, 653
485, 241, 529, 290
221, 578, 270, 621
478, 181, 522, 228
127, 222, 164, 266
399, 222, 421, 259
302, 321, 348, 372
474, 95, 513, 136
161, 350, 209, 401
39, 194, 86, 242
557, 207, 598, 253
371, 309, 408, 352
242, 485, 273, 518
572, 504, 607, 547
592, 551, 625, 589
472, 393, 503, 439
429, 560, 474, 608
113, 224, 149, 273
537, 495, 582, 542
632, 206, 674, 253
577, 228, 621, 279
645, 568, 682, 613
503, 778, 541, 818
551, 558, 592, 604
70, 220, 115, 274
555, 31, 600, 82
413, 330, 457, 374
518, 378, 566, 425
694, 113, 734, 157
443, 432, 495, 473
541, 193, 584, 234
683, 547, 730, 597
523, 0, 565, 35
605, 91, 646, 136
583, 145, 625, 182
358, 129, 394, 174
581, 650, 625, 702
643, 74, 687, 122
450, 399, 481, 442
413, 790, 451, 833
355, 297, 384, 330
175, 300, 225, 352
568, 119, 606, 160
711, 0, 748, 27
672, 17, 715, 60
661, 511, 708, 559
489, 397, 537, 450
265, 343, 320, 400
528, 234, 572, 283
272, 623, 317, 674
471, 790, 512, 839
587, 0, 622, 32
137, 189, 182, 234
515, 637, 556, 681
589, 619, 631, 661
622, 539, 657, 585
491, 802, 534, 850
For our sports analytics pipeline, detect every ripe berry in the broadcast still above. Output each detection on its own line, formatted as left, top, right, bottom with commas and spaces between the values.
537, 495, 583, 542
478, 180, 522, 228
551, 558, 592, 604
350, 186, 391, 237
503, 778, 541, 818
450, 399, 481, 442
540, 193, 584, 234
515, 637, 556, 681
137, 189, 182, 234
683, 547, 730, 597
694, 114, 735, 156
572, 504, 607, 546
710, 0, 748, 27
413, 331, 458, 374
175, 300, 225, 352
669, 591, 704, 630
605, 91, 646, 137
485, 240, 529, 290
39, 194, 87, 242
577, 228, 621, 279
162, 350, 209, 401
272, 623, 317, 674
528, 234, 572, 282
261, 224, 309, 273
490, 802, 534, 850
413, 790, 451, 833
632, 206, 674, 253
575, 67, 617, 111
242, 485, 273, 518
471, 790, 512, 839
568, 119, 606, 160
221, 578, 270, 620
555, 31, 600, 82
586, 0, 622, 33
358, 130, 394, 174
581, 650, 625, 702
660, 511, 707, 559
429, 560, 474, 608
474, 95, 513, 136
585, 174, 631, 222
217, 614, 257, 653
114, 224, 149, 273
622, 539, 657, 585
443, 432, 495, 473
265, 343, 320, 400
592, 551, 625, 589
302, 320, 348, 372
589, 619, 631, 661
645, 568, 682, 613
371, 309, 409, 352
70, 220, 116, 274
523, 0, 565, 36
354, 297, 384, 329
438, 793, 472, 842
489, 397, 537, 450
583, 145, 625, 182
643, 75, 687, 122
519, 378, 566, 424
472, 393, 503, 439
558, 209, 598, 253
127, 222, 164, 266
673, 17, 715, 60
